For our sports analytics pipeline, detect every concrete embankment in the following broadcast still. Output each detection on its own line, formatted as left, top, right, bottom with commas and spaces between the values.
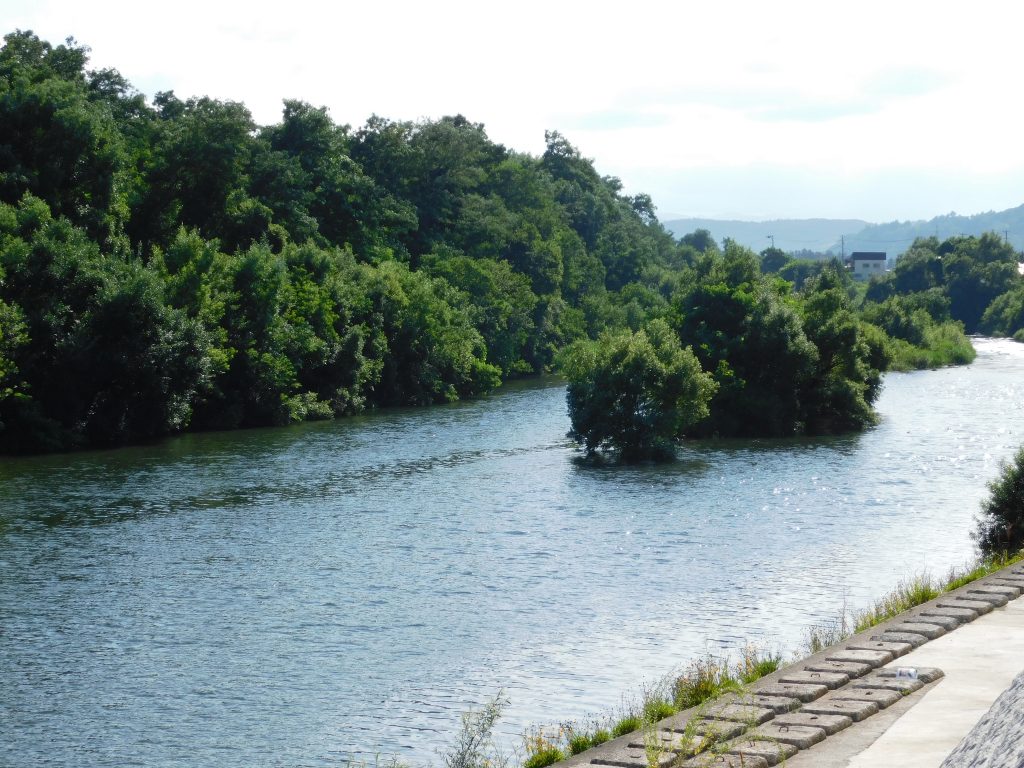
558, 561, 1024, 768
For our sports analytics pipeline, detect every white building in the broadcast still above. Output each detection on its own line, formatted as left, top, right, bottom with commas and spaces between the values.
849, 251, 887, 281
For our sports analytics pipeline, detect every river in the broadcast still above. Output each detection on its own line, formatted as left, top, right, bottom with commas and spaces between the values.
2, 338, 1023, 767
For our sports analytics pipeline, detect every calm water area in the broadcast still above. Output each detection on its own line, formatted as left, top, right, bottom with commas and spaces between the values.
3, 337, 1024, 767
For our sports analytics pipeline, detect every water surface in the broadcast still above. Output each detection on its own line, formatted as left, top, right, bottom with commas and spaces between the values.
2, 338, 1023, 766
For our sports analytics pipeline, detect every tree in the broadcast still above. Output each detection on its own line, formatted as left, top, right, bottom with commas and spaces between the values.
760, 246, 789, 274
561, 319, 716, 461
975, 445, 1024, 555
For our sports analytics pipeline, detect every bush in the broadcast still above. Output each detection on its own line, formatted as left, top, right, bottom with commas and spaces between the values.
976, 446, 1024, 554
560, 319, 716, 461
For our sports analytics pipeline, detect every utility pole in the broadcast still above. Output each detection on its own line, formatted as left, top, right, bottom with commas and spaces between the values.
1004, 229, 1009, 244
767, 234, 775, 249
841, 235, 845, 260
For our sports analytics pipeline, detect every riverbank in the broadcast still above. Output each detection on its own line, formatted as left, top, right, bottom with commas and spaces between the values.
555, 559, 1024, 767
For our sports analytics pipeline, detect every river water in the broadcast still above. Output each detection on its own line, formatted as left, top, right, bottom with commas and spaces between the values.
2, 338, 1024, 767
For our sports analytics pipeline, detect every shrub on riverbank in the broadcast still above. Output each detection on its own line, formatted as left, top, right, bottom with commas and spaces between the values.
976, 446, 1024, 554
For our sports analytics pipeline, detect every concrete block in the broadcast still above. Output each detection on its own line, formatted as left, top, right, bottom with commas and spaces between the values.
726, 738, 799, 766
591, 744, 673, 768
680, 754, 768, 768
704, 703, 774, 725
963, 589, 1010, 606
773, 711, 852, 735
904, 613, 959, 630
744, 694, 802, 714
626, 731, 701, 754
777, 670, 849, 689
684, 719, 745, 742
855, 674, 924, 694
845, 639, 912, 657
969, 583, 1021, 598
834, 685, 903, 708
915, 605, 978, 623
826, 648, 893, 666
800, 697, 880, 722
870, 631, 929, 647
876, 665, 944, 684
885, 622, 946, 639
985, 576, 1024, 588
803, 659, 873, 678
752, 682, 828, 703
748, 722, 826, 749
936, 598, 993, 615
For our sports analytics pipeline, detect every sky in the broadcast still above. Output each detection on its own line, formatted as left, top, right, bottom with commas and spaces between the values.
4, 0, 1023, 223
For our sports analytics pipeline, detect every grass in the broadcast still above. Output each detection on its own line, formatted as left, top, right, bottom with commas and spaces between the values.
522, 643, 783, 768
853, 550, 1024, 632
452, 549, 1024, 768
886, 322, 977, 371
853, 573, 940, 632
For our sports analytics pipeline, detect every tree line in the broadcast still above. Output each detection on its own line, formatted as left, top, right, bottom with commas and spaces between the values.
0, 31, 1019, 455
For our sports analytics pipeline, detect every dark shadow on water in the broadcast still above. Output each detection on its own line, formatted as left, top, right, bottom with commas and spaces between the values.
569, 451, 712, 481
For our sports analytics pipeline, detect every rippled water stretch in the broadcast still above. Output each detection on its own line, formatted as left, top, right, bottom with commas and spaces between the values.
3, 338, 1024, 766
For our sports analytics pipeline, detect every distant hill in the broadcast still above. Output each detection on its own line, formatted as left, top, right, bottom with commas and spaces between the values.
831, 205, 1024, 256
661, 217, 869, 254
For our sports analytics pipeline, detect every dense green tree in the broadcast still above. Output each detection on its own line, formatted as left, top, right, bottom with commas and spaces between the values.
975, 445, 1024, 554
760, 246, 789, 274
980, 285, 1024, 338
562, 319, 716, 461
0, 31, 996, 454
424, 253, 537, 375
0, 32, 126, 243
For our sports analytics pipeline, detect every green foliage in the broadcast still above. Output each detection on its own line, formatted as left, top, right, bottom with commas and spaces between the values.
522, 750, 563, 768
0, 30, 999, 455
943, 550, 1024, 591
561, 319, 716, 461
589, 730, 611, 747
981, 284, 1024, 337
853, 574, 940, 632
610, 716, 642, 739
641, 699, 677, 722
871, 233, 1022, 337
1, 31, 713, 453
442, 692, 510, 768
673, 656, 739, 710
976, 445, 1024, 554
568, 734, 593, 756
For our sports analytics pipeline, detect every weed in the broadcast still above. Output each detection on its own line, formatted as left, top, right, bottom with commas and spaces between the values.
944, 550, 1024, 591
737, 643, 783, 684
590, 729, 611, 747
803, 599, 852, 655
673, 654, 737, 710
611, 715, 642, 738
854, 572, 939, 631
522, 727, 565, 768
567, 734, 592, 756
442, 691, 510, 768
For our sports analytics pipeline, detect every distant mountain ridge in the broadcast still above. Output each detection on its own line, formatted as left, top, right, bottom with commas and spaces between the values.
661, 217, 869, 254
829, 204, 1024, 255
663, 204, 1024, 258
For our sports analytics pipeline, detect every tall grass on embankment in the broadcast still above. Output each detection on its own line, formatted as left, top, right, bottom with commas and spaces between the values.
886, 322, 977, 371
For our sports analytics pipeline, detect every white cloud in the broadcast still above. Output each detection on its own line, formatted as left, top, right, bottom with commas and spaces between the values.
3, 0, 1023, 220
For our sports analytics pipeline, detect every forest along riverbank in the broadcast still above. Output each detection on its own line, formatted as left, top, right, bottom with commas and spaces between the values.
1, 338, 1023, 767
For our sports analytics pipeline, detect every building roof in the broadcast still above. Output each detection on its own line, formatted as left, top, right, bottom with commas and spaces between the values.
850, 251, 887, 261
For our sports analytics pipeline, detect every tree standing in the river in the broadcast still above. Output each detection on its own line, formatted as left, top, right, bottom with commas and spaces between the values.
561, 319, 716, 461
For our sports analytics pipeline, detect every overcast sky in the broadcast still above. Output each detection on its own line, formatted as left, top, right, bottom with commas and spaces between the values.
4, 0, 1022, 223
